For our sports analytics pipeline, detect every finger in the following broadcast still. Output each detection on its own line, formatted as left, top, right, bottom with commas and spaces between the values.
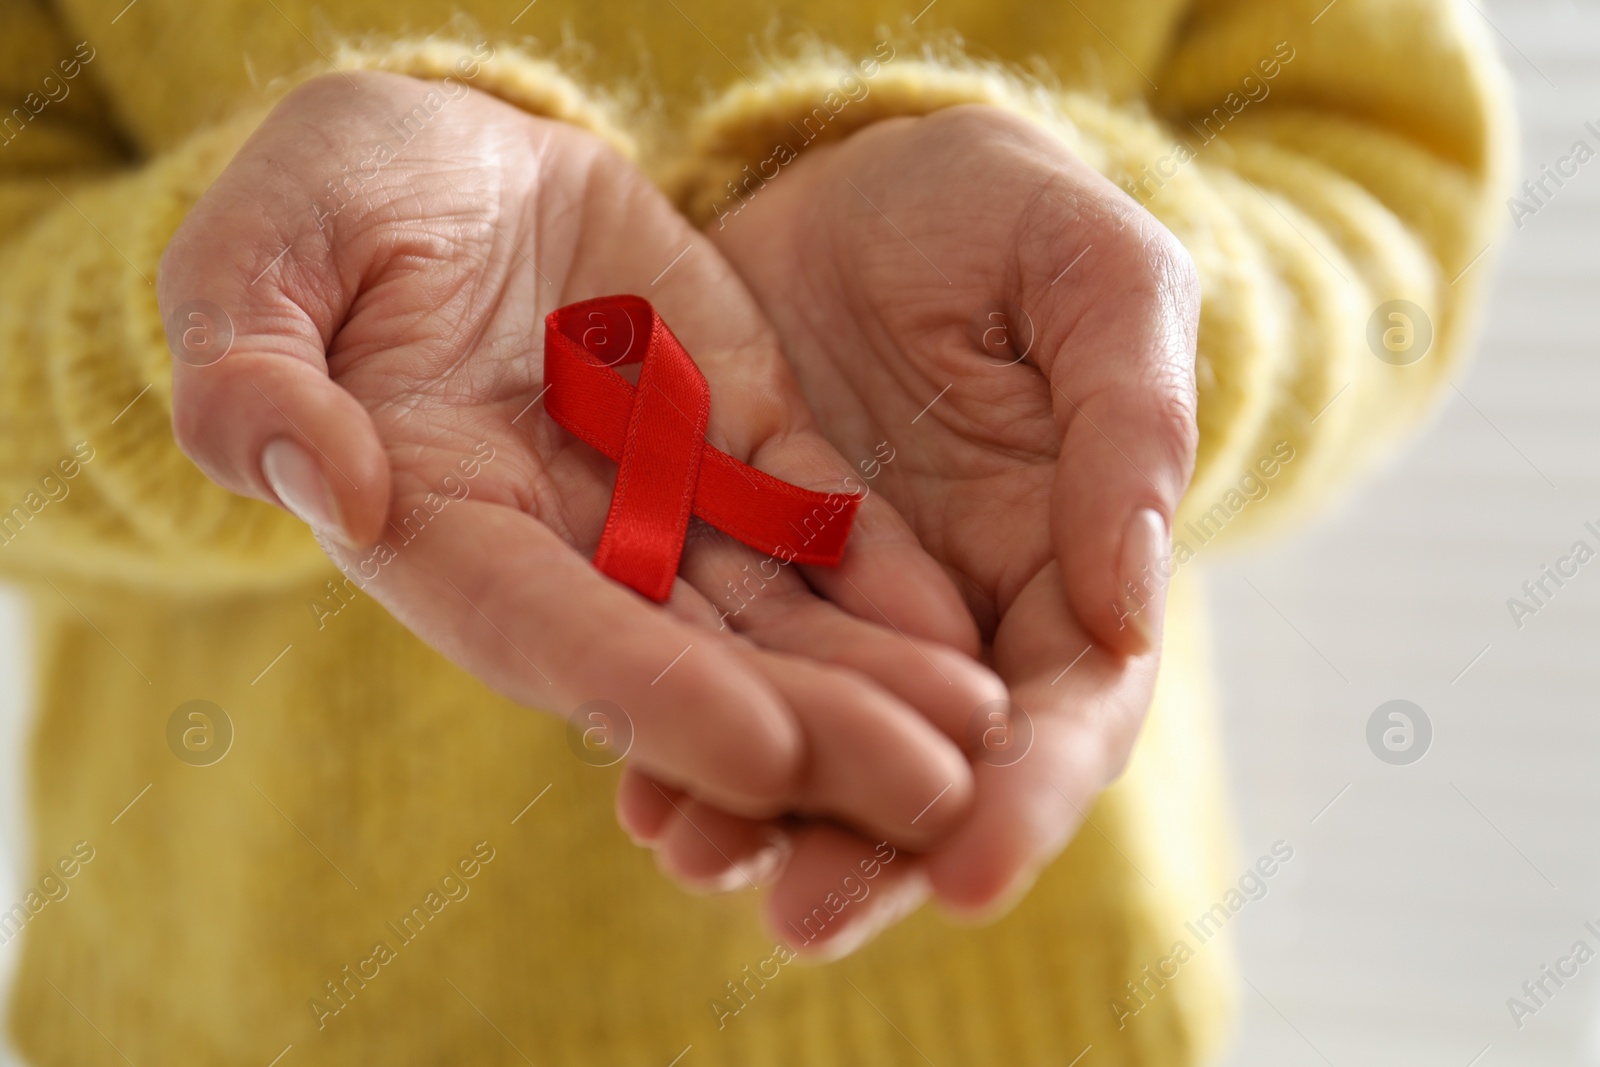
755, 430, 984, 657
619, 764, 789, 892
925, 564, 1156, 918
653, 796, 790, 893
160, 237, 391, 550
158, 81, 400, 548
616, 764, 681, 844
331, 496, 803, 815
165, 351, 391, 550
1034, 217, 1200, 656
666, 548, 977, 847
765, 825, 930, 961
743, 599, 1003, 747
678, 534, 1006, 743
725, 407, 983, 657
729, 646, 975, 849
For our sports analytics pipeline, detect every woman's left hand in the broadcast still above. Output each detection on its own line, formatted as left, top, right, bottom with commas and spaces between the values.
618, 105, 1201, 955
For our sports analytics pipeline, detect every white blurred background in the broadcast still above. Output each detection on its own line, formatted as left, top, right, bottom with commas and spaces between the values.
0, 1, 1594, 1064
1212, 1, 1600, 1063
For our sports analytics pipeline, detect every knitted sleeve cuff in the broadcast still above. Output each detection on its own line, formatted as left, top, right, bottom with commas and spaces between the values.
668, 49, 1070, 228
329, 38, 637, 162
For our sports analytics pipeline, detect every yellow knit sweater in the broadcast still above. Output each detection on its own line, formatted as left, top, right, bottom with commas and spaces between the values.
0, 1, 1510, 1064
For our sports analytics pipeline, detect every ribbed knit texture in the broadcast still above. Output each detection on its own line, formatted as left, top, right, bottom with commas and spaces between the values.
0, 1, 1511, 1064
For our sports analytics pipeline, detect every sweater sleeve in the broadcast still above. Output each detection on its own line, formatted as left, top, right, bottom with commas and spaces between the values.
667, 0, 1515, 547
0, 29, 634, 594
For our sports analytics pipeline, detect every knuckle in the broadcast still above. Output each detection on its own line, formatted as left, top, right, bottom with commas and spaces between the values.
1158, 398, 1196, 495
1151, 382, 1200, 473
1144, 225, 1203, 335
1154, 227, 1201, 302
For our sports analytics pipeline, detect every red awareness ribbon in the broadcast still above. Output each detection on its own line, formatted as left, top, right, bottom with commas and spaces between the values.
543, 294, 859, 603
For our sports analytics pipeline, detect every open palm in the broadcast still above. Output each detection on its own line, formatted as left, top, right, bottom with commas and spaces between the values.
623, 105, 1200, 947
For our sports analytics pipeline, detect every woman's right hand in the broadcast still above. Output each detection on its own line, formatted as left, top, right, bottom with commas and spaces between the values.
158, 69, 1001, 852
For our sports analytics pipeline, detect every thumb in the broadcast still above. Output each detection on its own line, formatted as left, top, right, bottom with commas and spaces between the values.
165, 339, 390, 549
157, 107, 390, 548
1037, 230, 1199, 656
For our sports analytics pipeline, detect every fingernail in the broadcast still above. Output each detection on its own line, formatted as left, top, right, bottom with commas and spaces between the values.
742, 843, 786, 886
1117, 508, 1169, 650
803, 869, 930, 963
261, 438, 351, 546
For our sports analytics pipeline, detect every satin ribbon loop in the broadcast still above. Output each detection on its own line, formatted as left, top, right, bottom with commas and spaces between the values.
543, 294, 859, 602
